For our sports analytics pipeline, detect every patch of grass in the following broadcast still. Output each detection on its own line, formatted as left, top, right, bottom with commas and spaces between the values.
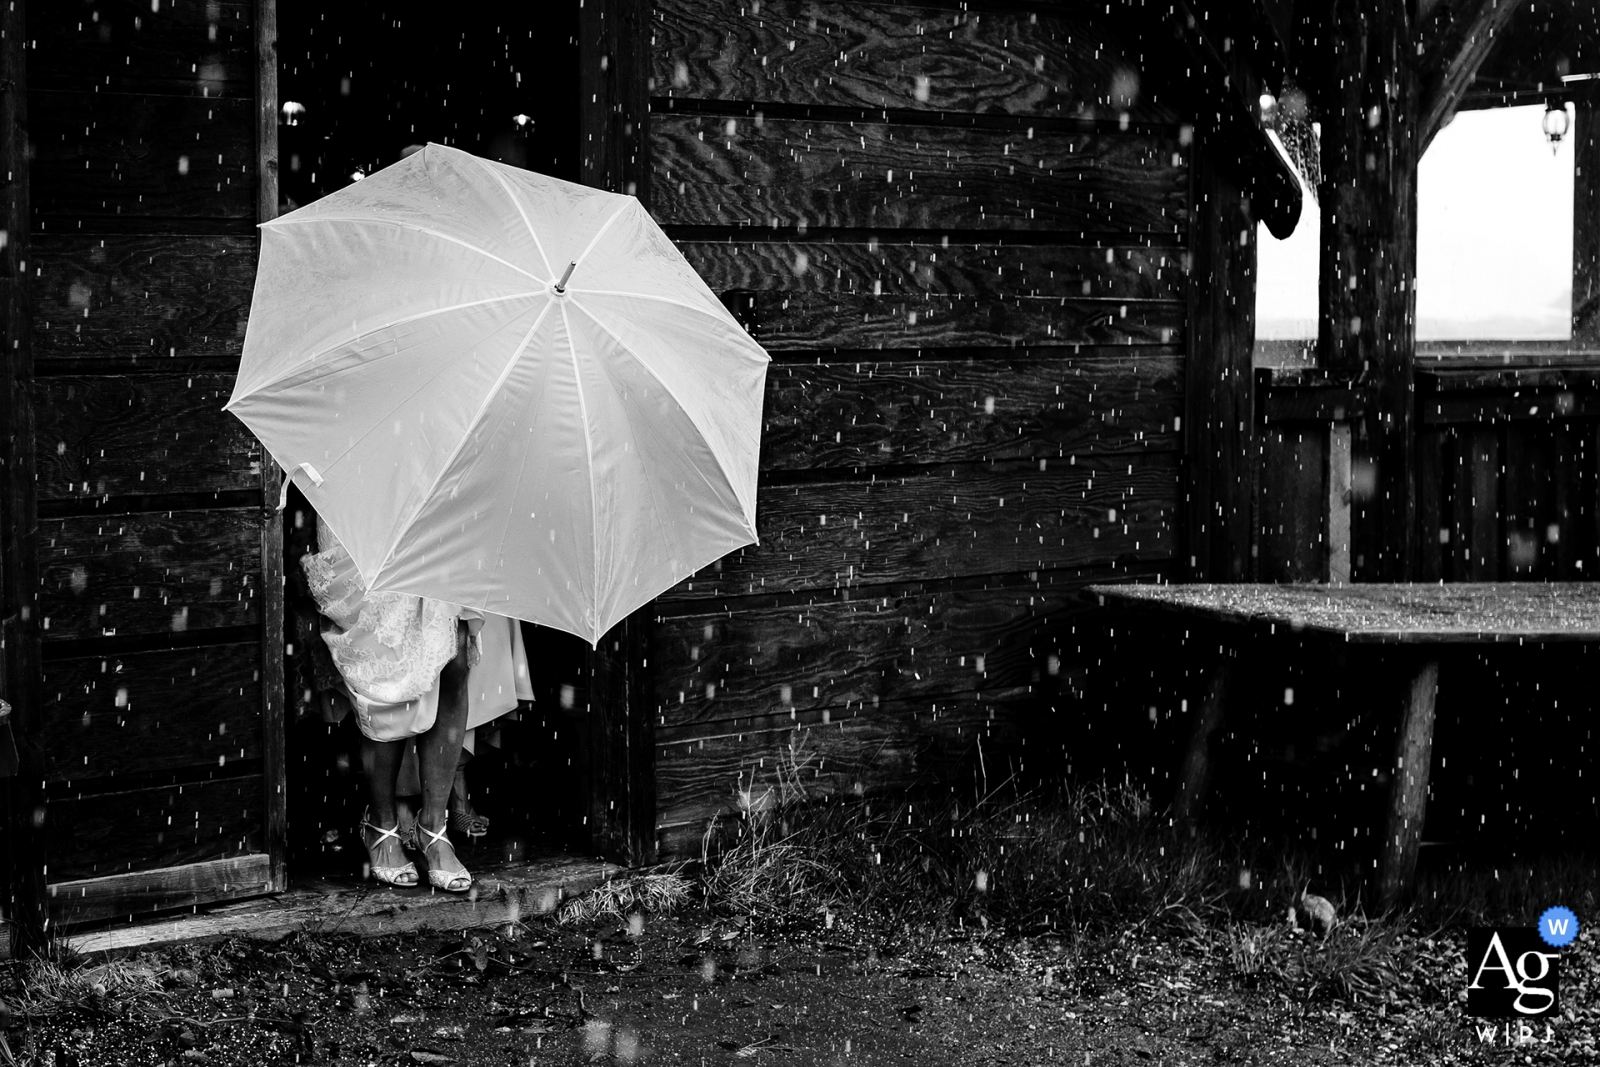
556, 871, 694, 926
10, 954, 168, 1019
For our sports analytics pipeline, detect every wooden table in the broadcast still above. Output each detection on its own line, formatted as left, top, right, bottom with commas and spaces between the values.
1085, 582, 1600, 908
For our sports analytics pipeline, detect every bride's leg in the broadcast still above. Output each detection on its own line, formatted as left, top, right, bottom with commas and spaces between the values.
417, 622, 472, 883
360, 736, 408, 871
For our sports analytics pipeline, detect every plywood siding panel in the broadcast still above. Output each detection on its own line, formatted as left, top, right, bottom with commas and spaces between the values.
29, 2, 254, 97
1257, 427, 1326, 582
761, 355, 1183, 470
653, 0, 1179, 122
44, 775, 263, 884
653, 115, 1187, 234
670, 455, 1178, 598
681, 242, 1187, 301
39, 510, 262, 641
34, 375, 258, 500
653, 584, 1082, 730
31, 235, 255, 364
30, 92, 255, 225
737, 290, 1182, 350
38, 644, 262, 782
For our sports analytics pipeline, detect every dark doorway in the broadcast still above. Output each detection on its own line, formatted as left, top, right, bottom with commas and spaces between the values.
275, 2, 589, 876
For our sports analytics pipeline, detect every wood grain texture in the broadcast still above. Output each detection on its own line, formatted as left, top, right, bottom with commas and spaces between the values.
48, 853, 273, 927
29, 91, 256, 225
681, 241, 1187, 301
34, 375, 259, 500
654, 695, 1030, 857
256, 0, 287, 897
1576, 102, 1599, 345
652, 583, 1084, 729
667, 455, 1178, 599
1184, 138, 1257, 581
652, 0, 1179, 123
43, 774, 263, 884
30, 235, 255, 364
652, 113, 1187, 234
1378, 656, 1438, 909
1257, 427, 1327, 583
38, 643, 262, 783
761, 354, 1183, 471
0, 0, 49, 960
39, 510, 262, 641
734, 289, 1182, 350
28, 1, 254, 97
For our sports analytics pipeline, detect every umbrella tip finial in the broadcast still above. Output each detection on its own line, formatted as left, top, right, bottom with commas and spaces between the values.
553, 260, 578, 293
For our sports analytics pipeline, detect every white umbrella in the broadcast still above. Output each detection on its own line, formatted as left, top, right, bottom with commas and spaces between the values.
227, 144, 768, 645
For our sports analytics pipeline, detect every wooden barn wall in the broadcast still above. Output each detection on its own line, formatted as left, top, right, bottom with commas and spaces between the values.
645, 0, 1190, 857
25, 0, 281, 923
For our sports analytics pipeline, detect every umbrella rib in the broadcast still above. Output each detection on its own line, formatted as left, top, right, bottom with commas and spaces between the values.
558, 299, 602, 641
370, 300, 557, 589
266, 214, 542, 282
566, 295, 754, 524
565, 203, 632, 288
227, 293, 541, 404
565, 288, 764, 357
467, 153, 555, 279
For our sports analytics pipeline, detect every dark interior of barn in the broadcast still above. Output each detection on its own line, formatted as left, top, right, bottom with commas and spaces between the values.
274, 2, 593, 871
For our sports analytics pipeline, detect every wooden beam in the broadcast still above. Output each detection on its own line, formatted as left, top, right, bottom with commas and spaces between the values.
1185, 140, 1260, 582
579, 0, 656, 868
1316, 0, 1420, 582
1576, 98, 1600, 346
1159, 0, 1303, 240
1417, 0, 1531, 153
0, 0, 47, 960
1378, 656, 1440, 910
255, 0, 287, 898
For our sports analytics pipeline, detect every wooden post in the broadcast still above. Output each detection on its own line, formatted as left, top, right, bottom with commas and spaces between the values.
256, 0, 288, 896
1379, 656, 1439, 911
1315, 0, 1420, 583
1575, 94, 1599, 346
1184, 141, 1259, 582
1327, 423, 1353, 583
0, 0, 46, 958
578, 0, 656, 866
1175, 650, 1234, 827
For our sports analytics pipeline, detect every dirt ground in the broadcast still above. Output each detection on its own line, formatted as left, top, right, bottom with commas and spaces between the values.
9, 905, 1594, 1067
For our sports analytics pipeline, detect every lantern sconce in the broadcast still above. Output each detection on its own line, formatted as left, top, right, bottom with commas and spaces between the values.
1542, 100, 1571, 154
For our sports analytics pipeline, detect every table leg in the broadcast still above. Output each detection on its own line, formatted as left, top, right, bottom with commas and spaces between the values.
1175, 652, 1233, 827
1378, 657, 1440, 911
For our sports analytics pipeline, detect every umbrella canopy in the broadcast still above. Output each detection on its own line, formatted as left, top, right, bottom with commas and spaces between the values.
227, 144, 768, 645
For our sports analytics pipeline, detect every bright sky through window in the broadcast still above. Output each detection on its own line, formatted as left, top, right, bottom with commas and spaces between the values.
1256, 105, 1576, 342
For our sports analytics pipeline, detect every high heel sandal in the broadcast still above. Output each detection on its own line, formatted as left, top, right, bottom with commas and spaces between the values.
361, 813, 419, 888
418, 823, 472, 893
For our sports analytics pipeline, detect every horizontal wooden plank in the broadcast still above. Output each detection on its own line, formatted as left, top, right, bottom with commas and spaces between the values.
39, 509, 262, 641
652, 581, 1087, 729
35, 375, 259, 500
31, 234, 256, 363
48, 853, 273, 927
652, 114, 1186, 233
44, 774, 263, 883
761, 353, 1183, 470
653, 0, 1179, 123
741, 291, 1182, 350
29, 91, 256, 224
1420, 389, 1600, 425
29, 1, 254, 97
39, 644, 263, 783
672, 455, 1178, 599
654, 696, 1029, 858
681, 241, 1187, 300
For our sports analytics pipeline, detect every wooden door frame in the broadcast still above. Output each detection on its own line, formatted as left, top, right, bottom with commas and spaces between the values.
578, 0, 656, 868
